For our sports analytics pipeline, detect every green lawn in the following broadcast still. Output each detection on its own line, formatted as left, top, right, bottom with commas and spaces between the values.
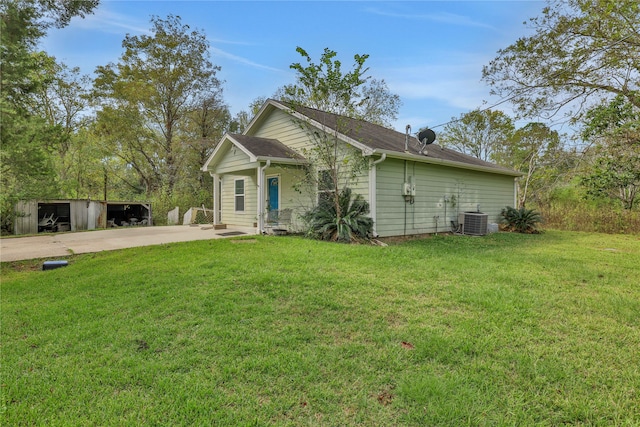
2, 231, 639, 426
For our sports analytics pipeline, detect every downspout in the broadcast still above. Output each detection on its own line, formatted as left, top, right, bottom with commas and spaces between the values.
368, 153, 386, 237
404, 160, 407, 236
257, 160, 271, 234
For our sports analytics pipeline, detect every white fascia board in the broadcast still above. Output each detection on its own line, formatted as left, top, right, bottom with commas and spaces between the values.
372, 149, 523, 177
226, 135, 258, 162
244, 99, 279, 135
201, 133, 231, 171
255, 156, 308, 166
201, 134, 259, 172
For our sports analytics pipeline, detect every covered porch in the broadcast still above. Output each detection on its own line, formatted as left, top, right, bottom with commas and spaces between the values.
201, 133, 308, 234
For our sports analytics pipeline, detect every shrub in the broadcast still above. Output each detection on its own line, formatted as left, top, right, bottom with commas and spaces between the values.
500, 206, 543, 233
303, 187, 373, 243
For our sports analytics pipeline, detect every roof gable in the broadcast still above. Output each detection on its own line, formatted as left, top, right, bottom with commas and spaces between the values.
229, 134, 305, 162
201, 133, 305, 172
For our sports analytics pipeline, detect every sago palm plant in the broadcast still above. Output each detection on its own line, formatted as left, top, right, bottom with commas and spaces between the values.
500, 206, 543, 233
303, 187, 373, 243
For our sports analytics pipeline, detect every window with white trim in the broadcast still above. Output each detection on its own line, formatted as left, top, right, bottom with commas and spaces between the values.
234, 178, 245, 212
317, 169, 335, 205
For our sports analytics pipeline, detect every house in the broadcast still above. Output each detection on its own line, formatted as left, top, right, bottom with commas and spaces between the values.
201, 99, 521, 237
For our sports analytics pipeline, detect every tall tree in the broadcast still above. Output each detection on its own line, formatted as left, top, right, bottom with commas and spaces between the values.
0, 0, 98, 231
278, 47, 401, 127
1, 0, 98, 105
180, 92, 231, 191
93, 15, 222, 196
230, 96, 266, 133
494, 122, 565, 207
482, 0, 640, 120
438, 109, 515, 162
29, 60, 94, 198
36, 62, 91, 155
580, 96, 640, 209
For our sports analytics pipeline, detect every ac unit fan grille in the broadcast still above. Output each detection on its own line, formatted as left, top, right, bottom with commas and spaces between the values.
462, 212, 488, 235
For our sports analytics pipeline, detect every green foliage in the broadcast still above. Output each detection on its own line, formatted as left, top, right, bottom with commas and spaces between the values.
279, 47, 394, 241
483, 0, 640, 120
538, 197, 640, 234
579, 96, 640, 209
0, 0, 98, 232
303, 187, 373, 242
92, 14, 224, 196
148, 186, 210, 225
580, 157, 640, 209
439, 109, 514, 162
495, 122, 573, 207
500, 206, 543, 233
279, 47, 401, 127
230, 96, 267, 133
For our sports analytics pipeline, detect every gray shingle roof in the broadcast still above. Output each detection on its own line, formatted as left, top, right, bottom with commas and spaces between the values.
276, 100, 519, 175
229, 133, 305, 161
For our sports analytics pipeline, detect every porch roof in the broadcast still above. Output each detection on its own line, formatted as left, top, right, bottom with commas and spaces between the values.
201, 133, 306, 172
229, 134, 306, 163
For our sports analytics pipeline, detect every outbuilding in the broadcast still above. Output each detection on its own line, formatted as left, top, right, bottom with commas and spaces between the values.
13, 200, 152, 235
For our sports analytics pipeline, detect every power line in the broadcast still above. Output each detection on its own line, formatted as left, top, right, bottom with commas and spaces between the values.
427, 33, 635, 130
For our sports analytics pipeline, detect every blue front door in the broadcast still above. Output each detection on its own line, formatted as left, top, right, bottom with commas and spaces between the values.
268, 177, 279, 211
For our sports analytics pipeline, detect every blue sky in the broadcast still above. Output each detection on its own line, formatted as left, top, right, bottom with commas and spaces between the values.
41, 0, 545, 132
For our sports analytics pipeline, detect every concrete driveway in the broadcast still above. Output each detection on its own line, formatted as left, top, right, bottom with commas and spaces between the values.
0, 225, 257, 262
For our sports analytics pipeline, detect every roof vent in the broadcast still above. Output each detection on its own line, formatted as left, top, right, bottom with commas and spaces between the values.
405, 125, 411, 151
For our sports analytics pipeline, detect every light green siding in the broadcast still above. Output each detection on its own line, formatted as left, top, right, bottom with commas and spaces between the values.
263, 165, 311, 232
251, 109, 314, 152
220, 173, 257, 227
375, 158, 515, 237
252, 109, 370, 192
214, 143, 256, 174
251, 107, 370, 206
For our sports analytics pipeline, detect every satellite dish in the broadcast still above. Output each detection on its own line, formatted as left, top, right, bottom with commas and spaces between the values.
417, 129, 436, 145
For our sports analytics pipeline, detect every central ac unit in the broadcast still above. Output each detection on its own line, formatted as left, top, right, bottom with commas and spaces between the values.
458, 212, 488, 235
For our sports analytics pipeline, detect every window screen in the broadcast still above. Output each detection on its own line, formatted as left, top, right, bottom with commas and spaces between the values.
235, 179, 245, 212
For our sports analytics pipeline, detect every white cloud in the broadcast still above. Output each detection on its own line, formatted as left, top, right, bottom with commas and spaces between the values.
365, 7, 497, 30
209, 47, 284, 73
70, 8, 150, 35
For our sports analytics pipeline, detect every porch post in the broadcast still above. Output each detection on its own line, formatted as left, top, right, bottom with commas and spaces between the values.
257, 160, 271, 234
257, 165, 263, 233
213, 173, 220, 225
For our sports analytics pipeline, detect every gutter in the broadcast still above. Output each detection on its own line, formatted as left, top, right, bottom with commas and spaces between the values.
369, 153, 386, 237
371, 149, 523, 177
254, 156, 308, 165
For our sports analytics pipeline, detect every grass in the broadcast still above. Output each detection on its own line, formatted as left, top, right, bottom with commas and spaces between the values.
2, 231, 639, 426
